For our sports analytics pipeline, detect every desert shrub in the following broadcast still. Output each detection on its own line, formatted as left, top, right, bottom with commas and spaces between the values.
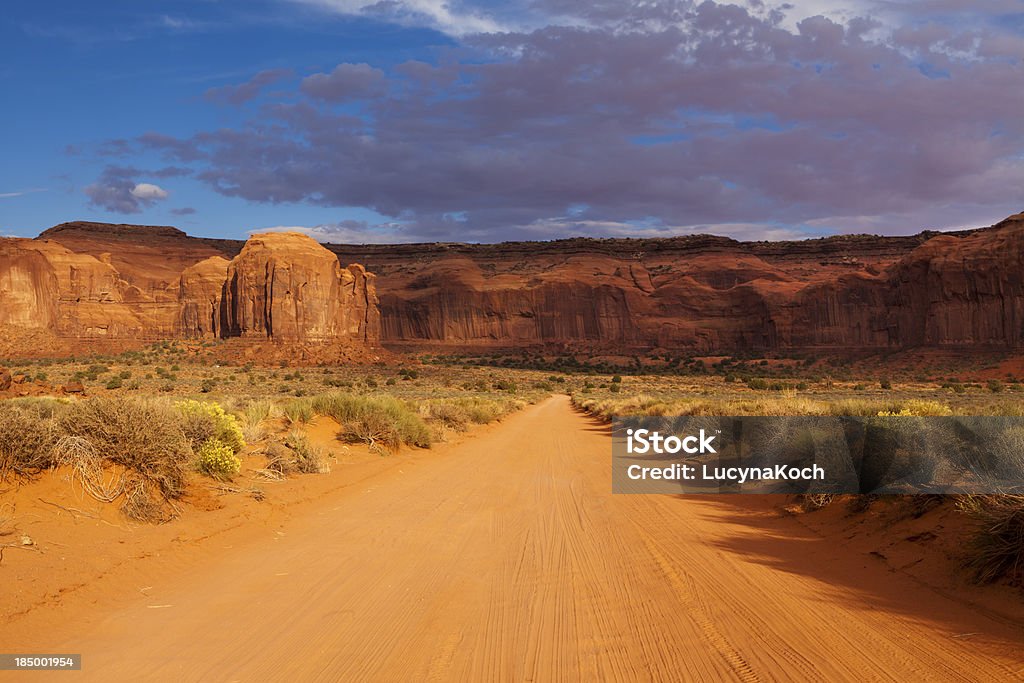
59, 398, 191, 499
424, 401, 470, 431
898, 400, 953, 416
195, 437, 241, 480
958, 495, 1024, 583
987, 379, 1004, 393
314, 393, 431, 451
284, 430, 329, 474
283, 398, 314, 425
175, 400, 245, 453
0, 403, 57, 477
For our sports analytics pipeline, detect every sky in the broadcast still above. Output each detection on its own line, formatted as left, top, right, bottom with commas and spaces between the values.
2, 0, 1024, 243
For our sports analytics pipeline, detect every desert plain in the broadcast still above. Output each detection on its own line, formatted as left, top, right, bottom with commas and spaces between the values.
0, 219, 1023, 680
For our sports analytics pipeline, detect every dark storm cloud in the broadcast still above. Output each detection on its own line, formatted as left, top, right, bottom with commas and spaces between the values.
133, 1, 1024, 239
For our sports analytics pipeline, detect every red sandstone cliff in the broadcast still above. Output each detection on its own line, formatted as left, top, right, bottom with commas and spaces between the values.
9, 214, 1024, 354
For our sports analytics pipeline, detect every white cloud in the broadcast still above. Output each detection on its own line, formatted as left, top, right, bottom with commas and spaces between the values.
290, 0, 506, 36
130, 182, 169, 200
253, 221, 407, 244
0, 188, 46, 199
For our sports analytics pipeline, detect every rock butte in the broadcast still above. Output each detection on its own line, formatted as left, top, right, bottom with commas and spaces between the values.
2, 213, 1024, 355
0, 230, 378, 350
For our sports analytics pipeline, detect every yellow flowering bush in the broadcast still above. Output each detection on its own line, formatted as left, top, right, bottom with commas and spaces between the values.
195, 437, 241, 479
175, 399, 246, 453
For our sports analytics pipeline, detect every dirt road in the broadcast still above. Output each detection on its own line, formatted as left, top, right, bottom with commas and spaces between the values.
10, 395, 1024, 681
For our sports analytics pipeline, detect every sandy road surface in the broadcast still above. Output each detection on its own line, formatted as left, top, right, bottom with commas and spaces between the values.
9, 395, 1024, 681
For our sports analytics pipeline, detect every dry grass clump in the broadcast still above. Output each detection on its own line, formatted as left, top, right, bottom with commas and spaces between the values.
59, 398, 192, 503
120, 472, 177, 524
957, 494, 1024, 583
574, 392, 955, 419
262, 431, 329, 475
0, 402, 58, 477
284, 430, 329, 473
51, 436, 123, 502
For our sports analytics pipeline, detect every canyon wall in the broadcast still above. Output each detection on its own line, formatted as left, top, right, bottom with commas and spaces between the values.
7, 214, 1024, 355
325, 214, 1024, 352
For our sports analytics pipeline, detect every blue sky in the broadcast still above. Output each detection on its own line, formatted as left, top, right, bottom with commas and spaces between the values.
1, 0, 457, 240
3, 1, 1024, 242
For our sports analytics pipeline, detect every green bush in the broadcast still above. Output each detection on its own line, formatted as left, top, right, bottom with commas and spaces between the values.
195, 437, 241, 480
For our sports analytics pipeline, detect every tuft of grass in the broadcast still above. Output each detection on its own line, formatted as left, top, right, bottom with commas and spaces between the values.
239, 399, 276, 442
283, 398, 314, 426
958, 494, 1024, 583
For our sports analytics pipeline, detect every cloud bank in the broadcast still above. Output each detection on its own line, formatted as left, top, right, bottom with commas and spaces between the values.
98, 1, 1024, 240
